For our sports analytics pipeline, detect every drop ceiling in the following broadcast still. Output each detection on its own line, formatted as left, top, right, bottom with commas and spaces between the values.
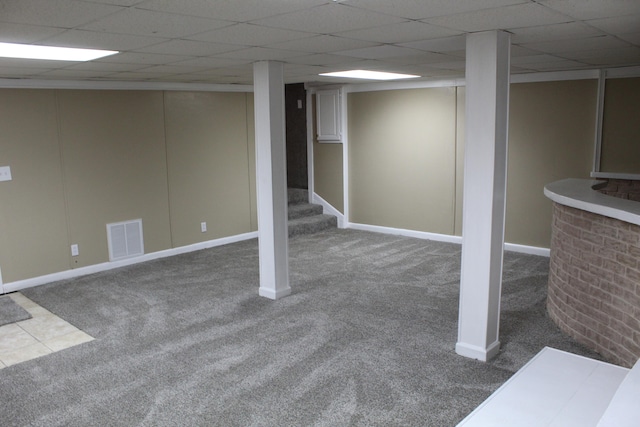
0, 0, 639, 85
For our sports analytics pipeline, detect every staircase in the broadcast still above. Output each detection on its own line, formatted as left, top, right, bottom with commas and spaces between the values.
288, 188, 337, 237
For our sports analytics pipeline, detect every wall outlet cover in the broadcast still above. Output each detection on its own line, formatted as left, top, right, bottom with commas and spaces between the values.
0, 166, 12, 182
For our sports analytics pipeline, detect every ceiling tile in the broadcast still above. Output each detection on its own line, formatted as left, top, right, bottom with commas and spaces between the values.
510, 45, 541, 57
82, 0, 147, 5
251, 3, 405, 34
106, 70, 172, 80
522, 35, 631, 54
509, 22, 603, 44
0, 57, 73, 69
337, 21, 462, 44
510, 54, 567, 65
427, 60, 466, 70
96, 51, 193, 65
135, 39, 242, 56
0, 23, 66, 43
216, 47, 303, 61
80, 8, 232, 38
334, 45, 427, 60
136, 0, 327, 22
170, 57, 251, 69
265, 35, 377, 54
135, 63, 212, 74
524, 59, 591, 71
401, 35, 466, 53
586, 15, 640, 35
187, 23, 315, 47
286, 53, 359, 66
537, 0, 640, 20
618, 32, 640, 45
561, 46, 640, 65
36, 68, 117, 79
40, 29, 166, 51
423, 3, 570, 33
0, 66, 45, 77
62, 61, 149, 72
344, 0, 528, 20
0, 0, 122, 28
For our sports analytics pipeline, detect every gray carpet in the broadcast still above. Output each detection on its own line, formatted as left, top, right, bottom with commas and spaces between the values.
1, 229, 600, 426
0, 295, 31, 327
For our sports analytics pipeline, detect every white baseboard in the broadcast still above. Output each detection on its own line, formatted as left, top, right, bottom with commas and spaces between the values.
504, 242, 550, 257
455, 340, 501, 362
347, 222, 464, 245
2, 231, 258, 294
346, 222, 550, 257
311, 192, 345, 228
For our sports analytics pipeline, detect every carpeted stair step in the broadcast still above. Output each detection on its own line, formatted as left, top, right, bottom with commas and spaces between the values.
288, 202, 323, 220
288, 188, 309, 205
287, 187, 338, 236
288, 214, 337, 237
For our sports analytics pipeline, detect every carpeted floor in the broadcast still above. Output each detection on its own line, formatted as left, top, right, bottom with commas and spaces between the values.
1, 229, 600, 426
0, 295, 31, 327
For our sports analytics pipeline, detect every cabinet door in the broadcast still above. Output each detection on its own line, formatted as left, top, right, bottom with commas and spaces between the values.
316, 89, 341, 142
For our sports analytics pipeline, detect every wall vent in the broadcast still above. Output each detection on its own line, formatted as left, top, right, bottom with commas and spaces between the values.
106, 219, 144, 261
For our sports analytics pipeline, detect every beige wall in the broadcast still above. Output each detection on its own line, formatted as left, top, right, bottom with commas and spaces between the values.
506, 80, 597, 247
600, 77, 640, 174
348, 87, 457, 234
321, 79, 599, 248
0, 90, 69, 282
57, 90, 172, 268
164, 91, 254, 247
0, 88, 255, 283
312, 95, 344, 213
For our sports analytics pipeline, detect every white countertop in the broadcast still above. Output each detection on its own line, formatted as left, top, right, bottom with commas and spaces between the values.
544, 178, 640, 227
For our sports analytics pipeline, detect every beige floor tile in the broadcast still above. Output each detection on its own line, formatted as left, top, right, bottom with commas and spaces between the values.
0, 342, 52, 367
17, 315, 79, 342
21, 305, 52, 318
8, 293, 40, 311
0, 292, 95, 368
0, 323, 40, 353
43, 330, 94, 352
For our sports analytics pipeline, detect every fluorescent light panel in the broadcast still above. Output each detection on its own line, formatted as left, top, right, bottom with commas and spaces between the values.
0, 42, 118, 61
319, 69, 420, 80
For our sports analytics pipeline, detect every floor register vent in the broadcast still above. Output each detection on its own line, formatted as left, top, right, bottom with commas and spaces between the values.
107, 219, 144, 261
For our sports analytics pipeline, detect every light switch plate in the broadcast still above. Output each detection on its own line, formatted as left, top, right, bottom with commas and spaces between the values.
0, 166, 12, 182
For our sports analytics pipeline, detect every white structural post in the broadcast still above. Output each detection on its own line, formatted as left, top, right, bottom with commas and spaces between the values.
253, 61, 291, 300
456, 31, 511, 361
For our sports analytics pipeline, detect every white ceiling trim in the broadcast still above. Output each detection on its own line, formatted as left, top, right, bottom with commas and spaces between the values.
0, 78, 253, 92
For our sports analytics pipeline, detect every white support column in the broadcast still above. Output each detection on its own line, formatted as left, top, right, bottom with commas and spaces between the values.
456, 31, 511, 361
253, 61, 291, 300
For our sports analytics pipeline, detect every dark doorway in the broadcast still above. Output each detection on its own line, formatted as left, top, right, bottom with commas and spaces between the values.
285, 83, 308, 190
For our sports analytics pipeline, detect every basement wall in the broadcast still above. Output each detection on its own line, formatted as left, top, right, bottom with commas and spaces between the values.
0, 89, 256, 283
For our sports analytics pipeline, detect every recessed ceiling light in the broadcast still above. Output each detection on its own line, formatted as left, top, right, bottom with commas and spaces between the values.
0, 42, 118, 61
319, 70, 420, 80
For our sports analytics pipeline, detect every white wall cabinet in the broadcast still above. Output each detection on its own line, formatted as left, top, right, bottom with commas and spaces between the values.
316, 89, 342, 142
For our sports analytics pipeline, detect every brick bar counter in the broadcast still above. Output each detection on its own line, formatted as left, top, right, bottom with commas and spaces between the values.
544, 178, 640, 367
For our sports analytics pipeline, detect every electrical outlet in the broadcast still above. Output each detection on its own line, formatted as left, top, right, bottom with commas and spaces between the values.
201, 222, 207, 233
71, 244, 79, 257
0, 166, 12, 182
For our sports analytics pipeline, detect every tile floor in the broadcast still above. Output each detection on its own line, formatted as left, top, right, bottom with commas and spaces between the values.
0, 292, 94, 369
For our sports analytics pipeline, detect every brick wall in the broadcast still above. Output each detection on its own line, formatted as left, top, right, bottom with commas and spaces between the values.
597, 179, 640, 202
548, 202, 640, 367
